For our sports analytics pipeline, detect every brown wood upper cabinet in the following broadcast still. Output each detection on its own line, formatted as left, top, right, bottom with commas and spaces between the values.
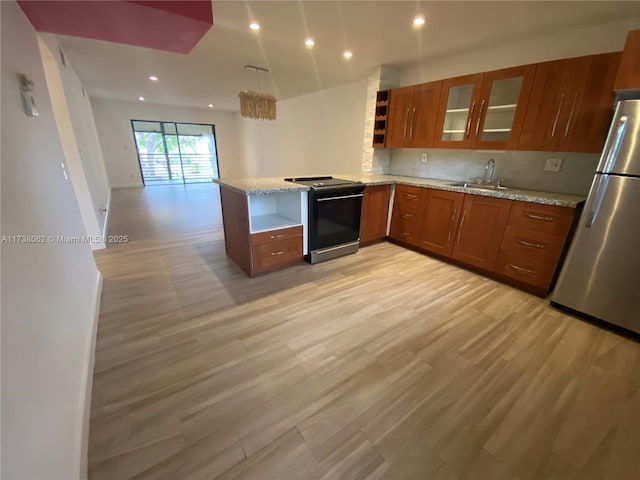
614, 29, 640, 90
518, 52, 621, 153
433, 65, 536, 150
386, 81, 442, 148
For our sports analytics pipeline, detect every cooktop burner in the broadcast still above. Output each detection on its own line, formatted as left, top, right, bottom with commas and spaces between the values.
284, 176, 362, 189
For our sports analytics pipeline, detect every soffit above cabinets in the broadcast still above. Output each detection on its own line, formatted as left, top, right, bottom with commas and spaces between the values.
17, 0, 214, 54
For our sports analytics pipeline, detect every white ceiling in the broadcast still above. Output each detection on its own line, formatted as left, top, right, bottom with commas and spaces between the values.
57, 1, 640, 111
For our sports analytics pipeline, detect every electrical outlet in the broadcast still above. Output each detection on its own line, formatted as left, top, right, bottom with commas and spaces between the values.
421, 152, 428, 164
544, 158, 563, 172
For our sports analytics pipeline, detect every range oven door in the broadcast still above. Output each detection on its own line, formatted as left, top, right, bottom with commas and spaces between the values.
308, 186, 364, 253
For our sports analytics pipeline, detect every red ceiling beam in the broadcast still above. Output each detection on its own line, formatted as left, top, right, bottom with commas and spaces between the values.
17, 0, 214, 54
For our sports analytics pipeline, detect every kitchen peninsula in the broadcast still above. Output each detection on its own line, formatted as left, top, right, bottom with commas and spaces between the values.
215, 174, 584, 295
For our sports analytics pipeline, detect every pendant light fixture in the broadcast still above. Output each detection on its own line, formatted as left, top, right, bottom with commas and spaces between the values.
239, 65, 276, 120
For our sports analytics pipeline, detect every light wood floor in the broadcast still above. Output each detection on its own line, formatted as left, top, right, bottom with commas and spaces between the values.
90, 183, 640, 480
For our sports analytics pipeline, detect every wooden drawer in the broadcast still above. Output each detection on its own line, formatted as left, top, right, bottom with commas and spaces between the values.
389, 228, 422, 246
507, 201, 574, 236
389, 205, 423, 246
394, 184, 427, 209
251, 225, 303, 246
494, 251, 557, 289
393, 205, 423, 225
500, 225, 566, 263
251, 236, 303, 275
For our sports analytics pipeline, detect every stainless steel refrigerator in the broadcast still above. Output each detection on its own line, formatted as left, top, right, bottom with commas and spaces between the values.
552, 99, 640, 334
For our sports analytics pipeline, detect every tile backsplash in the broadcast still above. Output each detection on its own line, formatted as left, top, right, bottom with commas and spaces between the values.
388, 149, 600, 195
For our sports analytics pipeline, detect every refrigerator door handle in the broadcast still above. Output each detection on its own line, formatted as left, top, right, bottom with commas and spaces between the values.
587, 175, 610, 228
600, 115, 628, 173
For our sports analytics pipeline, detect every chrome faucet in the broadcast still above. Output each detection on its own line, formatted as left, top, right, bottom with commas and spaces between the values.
483, 158, 495, 184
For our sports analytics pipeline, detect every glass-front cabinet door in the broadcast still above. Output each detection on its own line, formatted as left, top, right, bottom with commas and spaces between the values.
475, 65, 536, 150
479, 77, 522, 142
434, 66, 535, 150
434, 74, 482, 148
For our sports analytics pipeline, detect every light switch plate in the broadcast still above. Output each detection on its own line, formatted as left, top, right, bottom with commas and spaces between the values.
421, 152, 428, 164
544, 158, 563, 172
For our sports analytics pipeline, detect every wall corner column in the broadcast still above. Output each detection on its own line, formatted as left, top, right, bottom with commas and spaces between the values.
361, 65, 400, 175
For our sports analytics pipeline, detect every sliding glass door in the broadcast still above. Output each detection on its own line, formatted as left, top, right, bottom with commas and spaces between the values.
131, 120, 219, 185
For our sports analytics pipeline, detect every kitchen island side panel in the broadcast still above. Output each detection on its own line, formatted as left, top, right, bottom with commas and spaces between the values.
219, 186, 252, 275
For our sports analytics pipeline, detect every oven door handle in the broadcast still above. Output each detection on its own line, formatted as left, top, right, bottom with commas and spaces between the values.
316, 193, 364, 201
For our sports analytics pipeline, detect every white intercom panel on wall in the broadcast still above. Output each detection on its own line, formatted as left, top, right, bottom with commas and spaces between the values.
21, 91, 39, 117
18, 73, 39, 117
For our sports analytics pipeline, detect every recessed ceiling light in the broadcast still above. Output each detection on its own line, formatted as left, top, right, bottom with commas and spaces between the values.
413, 15, 426, 27
249, 22, 260, 30
149, 75, 158, 81
138, 96, 145, 101
343, 50, 353, 59
208, 104, 214, 108
305, 38, 315, 47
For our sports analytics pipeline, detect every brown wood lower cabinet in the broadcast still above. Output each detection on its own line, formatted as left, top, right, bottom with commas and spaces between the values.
392, 188, 512, 271
388, 186, 578, 295
450, 194, 512, 270
418, 190, 463, 257
220, 186, 304, 277
494, 251, 557, 290
360, 184, 391, 245
250, 228, 303, 276
494, 200, 575, 292
389, 185, 428, 247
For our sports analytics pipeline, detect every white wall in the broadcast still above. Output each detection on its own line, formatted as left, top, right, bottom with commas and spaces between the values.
399, 18, 640, 87
91, 98, 244, 186
45, 35, 110, 229
239, 77, 369, 177
1, 2, 101, 478
38, 34, 110, 247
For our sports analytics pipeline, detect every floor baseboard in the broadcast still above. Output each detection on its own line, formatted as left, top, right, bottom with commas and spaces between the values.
111, 182, 142, 189
102, 190, 111, 238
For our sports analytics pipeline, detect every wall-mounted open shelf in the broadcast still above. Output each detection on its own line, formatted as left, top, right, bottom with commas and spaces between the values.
372, 90, 389, 148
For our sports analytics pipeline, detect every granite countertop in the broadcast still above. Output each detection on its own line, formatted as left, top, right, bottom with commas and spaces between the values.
213, 177, 308, 195
215, 174, 586, 208
340, 174, 586, 208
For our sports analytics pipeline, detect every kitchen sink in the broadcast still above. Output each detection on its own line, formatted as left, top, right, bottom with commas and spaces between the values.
450, 181, 509, 191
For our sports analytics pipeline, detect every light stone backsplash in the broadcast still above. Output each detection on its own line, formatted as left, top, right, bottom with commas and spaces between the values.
388, 149, 600, 195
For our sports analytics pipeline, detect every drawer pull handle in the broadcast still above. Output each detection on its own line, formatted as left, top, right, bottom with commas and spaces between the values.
518, 239, 546, 249
455, 210, 467, 244
525, 213, 554, 222
317, 193, 363, 202
401, 213, 415, 219
271, 251, 285, 256
448, 209, 457, 243
403, 107, 410, 140
475, 99, 486, 137
403, 194, 418, 199
400, 232, 411, 237
551, 93, 564, 138
466, 100, 476, 138
565, 92, 578, 138
270, 234, 285, 239
508, 264, 537, 275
